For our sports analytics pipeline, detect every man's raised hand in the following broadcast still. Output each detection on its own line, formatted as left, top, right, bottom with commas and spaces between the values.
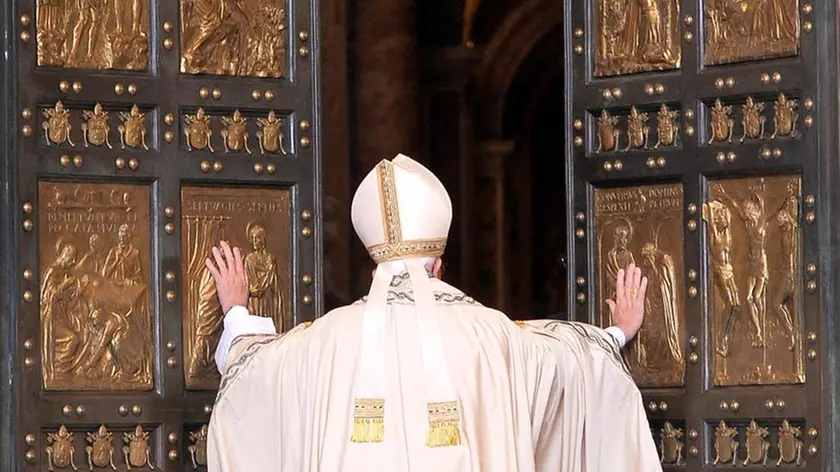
605, 263, 648, 342
205, 240, 249, 314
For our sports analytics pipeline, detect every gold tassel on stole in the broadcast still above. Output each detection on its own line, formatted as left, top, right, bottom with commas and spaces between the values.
427, 401, 462, 447
351, 398, 385, 443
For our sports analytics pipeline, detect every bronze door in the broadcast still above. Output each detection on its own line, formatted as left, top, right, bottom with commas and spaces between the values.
5, 0, 323, 468
567, 0, 836, 469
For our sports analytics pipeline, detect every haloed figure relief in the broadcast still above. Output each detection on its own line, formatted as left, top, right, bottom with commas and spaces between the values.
704, 176, 804, 386
182, 187, 291, 389
594, 0, 681, 77
180, 0, 288, 77
595, 184, 685, 387
704, 0, 800, 65
39, 183, 153, 391
36, 0, 149, 69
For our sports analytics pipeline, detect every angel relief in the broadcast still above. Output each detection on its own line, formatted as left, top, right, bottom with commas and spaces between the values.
594, 0, 681, 77
182, 187, 290, 389
39, 183, 153, 391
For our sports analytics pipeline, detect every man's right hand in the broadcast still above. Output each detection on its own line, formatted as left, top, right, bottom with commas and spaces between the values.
606, 263, 648, 342
205, 240, 249, 314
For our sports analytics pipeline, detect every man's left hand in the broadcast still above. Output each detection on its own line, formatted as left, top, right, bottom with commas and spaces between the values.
205, 240, 249, 314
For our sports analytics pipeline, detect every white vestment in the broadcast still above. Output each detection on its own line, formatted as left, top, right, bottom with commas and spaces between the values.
208, 275, 661, 471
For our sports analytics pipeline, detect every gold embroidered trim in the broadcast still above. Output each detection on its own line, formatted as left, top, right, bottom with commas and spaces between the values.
377, 161, 402, 245
426, 401, 461, 447
351, 398, 385, 443
367, 238, 447, 264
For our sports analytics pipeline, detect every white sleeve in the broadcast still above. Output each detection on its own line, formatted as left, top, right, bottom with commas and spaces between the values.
214, 305, 278, 374
604, 326, 627, 348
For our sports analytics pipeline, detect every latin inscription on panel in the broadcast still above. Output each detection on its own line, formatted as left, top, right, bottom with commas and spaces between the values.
593, 0, 681, 77
704, 0, 800, 66
181, 186, 291, 390
38, 182, 153, 391
36, 0, 150, 69
595, 183, 686, 387
180, 0, 288, 77
704, 175, 804, 386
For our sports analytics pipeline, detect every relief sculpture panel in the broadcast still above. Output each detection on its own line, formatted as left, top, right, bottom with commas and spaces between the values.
594, 0, 681, 77
38, 182, 154, 391
180, 0, 288, 77
703, 175, 804, 386
595, 183, 686, 387
181, 186, 291, 389
704, 0, 800, 66
36, 0, 149, 69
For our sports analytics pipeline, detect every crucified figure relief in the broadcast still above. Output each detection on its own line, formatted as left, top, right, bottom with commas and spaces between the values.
715, 180, 789, 353
703, 200, 741, 357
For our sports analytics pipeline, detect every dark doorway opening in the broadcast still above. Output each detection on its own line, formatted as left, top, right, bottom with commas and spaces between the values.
501, 25, 567, 319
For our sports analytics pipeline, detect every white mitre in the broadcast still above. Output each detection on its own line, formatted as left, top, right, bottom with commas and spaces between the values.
348, 154, 461, 448
351, 153, 452, 264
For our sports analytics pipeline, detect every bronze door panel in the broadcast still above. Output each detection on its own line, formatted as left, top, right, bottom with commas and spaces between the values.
36, 0, 152, 70
592, 0, 682, 77
38, 181, 155, 392
704, 175, 804, 386
10, 0, 321, 466
594, 183, 686, 388
569, 0, 827, 469
703, 0, 801, 66
179, 0, 289, 78
181, 185, 292, 391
